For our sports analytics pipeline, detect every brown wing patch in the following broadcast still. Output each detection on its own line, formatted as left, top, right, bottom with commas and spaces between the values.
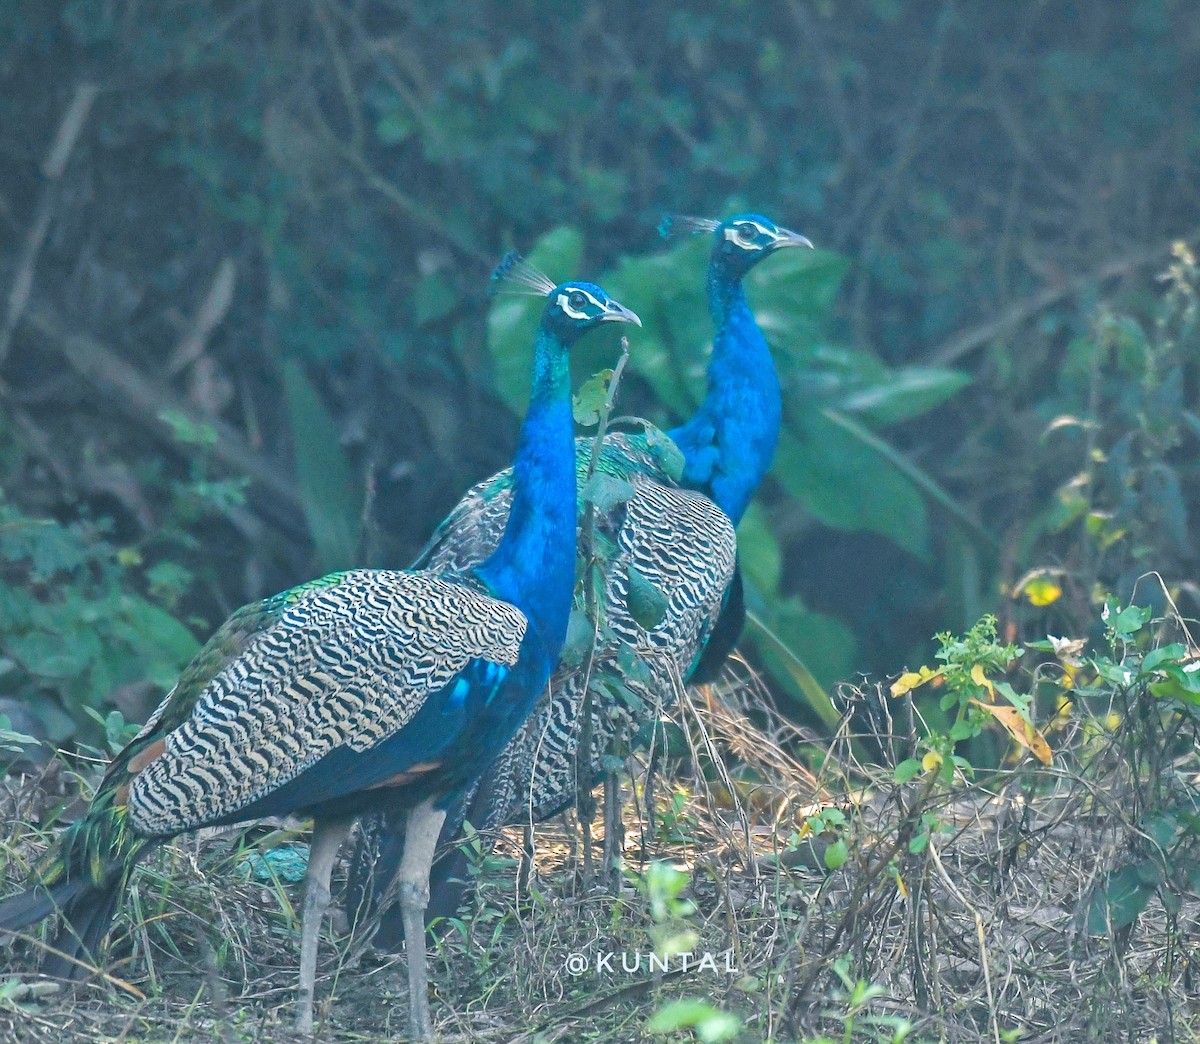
366, 761, 442, 789
127, 738, 167, 775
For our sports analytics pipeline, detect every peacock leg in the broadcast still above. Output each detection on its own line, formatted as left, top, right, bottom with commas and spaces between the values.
296, 815, 353, 1033
399, 798, 448, 1042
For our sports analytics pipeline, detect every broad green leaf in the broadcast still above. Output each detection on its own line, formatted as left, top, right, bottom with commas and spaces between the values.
736, 502, 781, 595
1109, 603, 1152, 637
6, 630, 95, 679
282, 361, 363, 571
605, 239, 711, 417
581, 473, 635, 512
774, 419, 930, 560
836, 366, 970, 425
748, 249, 851, 349
894, 759, 923, 783
413, 272, 458, 327
1086, 865, 1152, 934
824, 838, 849, 871
572, 368, 614, 426
1140, 643, 1188, 675
627, 564, 669, 630
747, 600, 852, 725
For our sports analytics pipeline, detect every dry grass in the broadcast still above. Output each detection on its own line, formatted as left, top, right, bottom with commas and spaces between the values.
0, 662, 1198, 1043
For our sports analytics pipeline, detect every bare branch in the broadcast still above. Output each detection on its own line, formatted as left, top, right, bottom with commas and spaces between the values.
0, 84, 99, 366
925, 228, 1200, 367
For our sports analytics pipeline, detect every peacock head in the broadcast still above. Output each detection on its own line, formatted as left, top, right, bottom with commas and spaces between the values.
491, 252, 641, 345
661, 212, 813, 282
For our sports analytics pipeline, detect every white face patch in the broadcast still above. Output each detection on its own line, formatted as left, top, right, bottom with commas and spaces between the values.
723, 220, 771, 250
556, 288, 603, 320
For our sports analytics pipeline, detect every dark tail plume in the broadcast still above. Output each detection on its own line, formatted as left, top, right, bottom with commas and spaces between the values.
0, 872, 122, 981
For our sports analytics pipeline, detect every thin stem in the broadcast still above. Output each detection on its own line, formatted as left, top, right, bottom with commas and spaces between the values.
575, 340, 631, 889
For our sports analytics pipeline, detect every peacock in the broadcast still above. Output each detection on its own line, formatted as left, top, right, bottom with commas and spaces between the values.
0, 256, 640, 1041
349, 213, 813, 950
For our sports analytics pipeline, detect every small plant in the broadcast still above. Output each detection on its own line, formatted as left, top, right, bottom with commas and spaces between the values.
636, 860, 742, 1043
813, 955, 912, 1044
791, 806, 850, 872
890, 615, 1047, 801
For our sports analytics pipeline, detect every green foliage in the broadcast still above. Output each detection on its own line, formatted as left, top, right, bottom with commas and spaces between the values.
984, 245, 1199, 640
790, 806, 851, 872
0, 716, 37, 756
892, 599, 1200, 941
1, 0, 1197, 764
0, 493, 199, 748
890, 616, 1028, 793
487, 226, 969, 706
646, 999, 740, 1043
1072, 600, 1200, 937
83, 707, 141, 756
282, 361, 365, 572
636, 861, 743, 1042
801, 956, 912, 1044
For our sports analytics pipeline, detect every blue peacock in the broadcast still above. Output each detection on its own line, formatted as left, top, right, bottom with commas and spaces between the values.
349, 213, 813, 949
0, 256, 640, 1041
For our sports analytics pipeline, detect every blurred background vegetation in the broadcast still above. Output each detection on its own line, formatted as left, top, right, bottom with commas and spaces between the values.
0, 0, 1197, 752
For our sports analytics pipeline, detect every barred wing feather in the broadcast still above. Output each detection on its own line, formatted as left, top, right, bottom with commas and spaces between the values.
125, 569, 526, 836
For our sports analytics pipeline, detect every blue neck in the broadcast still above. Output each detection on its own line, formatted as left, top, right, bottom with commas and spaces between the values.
667, 263, 781, 524
474, 329, 577, 655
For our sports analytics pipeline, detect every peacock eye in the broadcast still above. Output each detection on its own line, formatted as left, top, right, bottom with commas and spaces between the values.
737, 224, 757, 243
568, 291, 587, 310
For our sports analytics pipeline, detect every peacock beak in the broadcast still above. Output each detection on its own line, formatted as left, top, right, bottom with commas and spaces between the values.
602, 301, 642, 327
772, 228, 815, 251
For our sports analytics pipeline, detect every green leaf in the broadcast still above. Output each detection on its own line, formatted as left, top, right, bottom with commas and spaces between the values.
5, 630, 94, 679
1140, 643, 1188, 675
572, 368, 614, 426
774, 419, 930, 560
581, 472, 635, 512
646, 999, 741, 1042
375, 109, 414, 145
158, 408, 218, 448
1150, 671, 1200, 705
604, 239, 711, 418
894, 758, 923, 783
282, 361, 363, 572
0, 714, 38, 752
1086, 865, 1152, 934
560, 607, 594, 664
949, 720, 975, 742
824, 838, 849, 871
736, 502, 781, 595
747, 249, 851, 350
821, 408, 994, 550
836, 366, 970, 425
745, 606, 844, 730
413, 273, 458, 327
626, 564, 669, 630
1108, 602, 1152, 637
